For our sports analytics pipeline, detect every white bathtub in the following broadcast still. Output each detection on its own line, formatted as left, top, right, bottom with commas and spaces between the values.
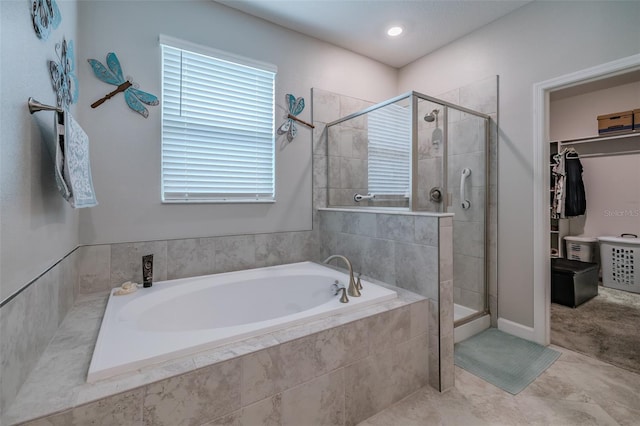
87, 261, 397, 382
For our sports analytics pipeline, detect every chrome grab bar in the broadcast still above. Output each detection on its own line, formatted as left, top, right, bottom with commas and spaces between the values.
460, 168, 471, 209
354, 193, 375, 202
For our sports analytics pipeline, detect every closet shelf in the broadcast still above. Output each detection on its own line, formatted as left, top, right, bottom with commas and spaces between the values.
551, 131, 640, 146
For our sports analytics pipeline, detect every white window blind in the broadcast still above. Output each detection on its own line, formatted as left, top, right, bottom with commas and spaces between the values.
367, 104, 411, 195
160, 36, 276, 202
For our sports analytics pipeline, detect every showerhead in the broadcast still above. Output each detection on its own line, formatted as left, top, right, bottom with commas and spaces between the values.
424, 109, 439, 122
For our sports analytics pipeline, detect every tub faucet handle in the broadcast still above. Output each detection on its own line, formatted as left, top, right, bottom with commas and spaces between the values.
331, 281, 349, 303
356, 273, 363, 291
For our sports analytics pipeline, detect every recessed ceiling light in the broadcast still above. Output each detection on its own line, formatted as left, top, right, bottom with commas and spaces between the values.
387, 26, 403, 37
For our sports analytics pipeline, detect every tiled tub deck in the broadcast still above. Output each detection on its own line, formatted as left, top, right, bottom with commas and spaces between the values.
5, 277, 430, 426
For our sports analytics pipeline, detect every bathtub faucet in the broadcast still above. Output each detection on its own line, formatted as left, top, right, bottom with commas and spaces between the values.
322, 255, 361, 297
331, 281, 349, 303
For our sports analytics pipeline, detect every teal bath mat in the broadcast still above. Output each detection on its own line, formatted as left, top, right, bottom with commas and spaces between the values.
454, 328, 560, 395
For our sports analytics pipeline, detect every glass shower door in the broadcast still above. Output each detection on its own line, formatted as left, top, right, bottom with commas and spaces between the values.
446, 108, 489, 324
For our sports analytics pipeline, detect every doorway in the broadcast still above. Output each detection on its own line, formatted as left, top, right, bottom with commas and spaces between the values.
532, 54, 640, 356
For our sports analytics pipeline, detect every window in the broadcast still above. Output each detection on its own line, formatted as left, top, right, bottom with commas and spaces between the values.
367, 104, 411, 195
160, 36, 276, 202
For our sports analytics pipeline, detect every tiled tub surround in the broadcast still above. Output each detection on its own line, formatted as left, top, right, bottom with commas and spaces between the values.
4, 278, 429, 426
0, 249, 79, 417
317, 208, 454, 391
0, 231, 317, 416
79, 231, 318, 294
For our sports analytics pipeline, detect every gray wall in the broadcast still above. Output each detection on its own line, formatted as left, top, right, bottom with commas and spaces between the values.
0, 0, 80, 301
399, 0, 640, 327
75, 0, 398, 246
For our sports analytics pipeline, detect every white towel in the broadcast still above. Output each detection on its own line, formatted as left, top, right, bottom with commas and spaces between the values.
52, 111, 71, 200
55, 110, 98, 208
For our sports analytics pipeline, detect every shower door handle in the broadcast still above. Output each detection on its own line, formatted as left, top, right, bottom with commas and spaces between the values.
460, 168, 471, 209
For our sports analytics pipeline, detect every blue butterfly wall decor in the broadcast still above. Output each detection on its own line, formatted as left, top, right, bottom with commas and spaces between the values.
88, 52, 159, 118
277, 94, 314, 142
31, 0, 61, 40
48, 37, 78, 109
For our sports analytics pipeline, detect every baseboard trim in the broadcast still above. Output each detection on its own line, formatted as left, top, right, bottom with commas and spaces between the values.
497, 317, 536, 341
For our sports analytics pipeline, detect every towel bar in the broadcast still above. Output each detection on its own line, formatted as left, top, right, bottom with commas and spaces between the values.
28, 97, 63, 114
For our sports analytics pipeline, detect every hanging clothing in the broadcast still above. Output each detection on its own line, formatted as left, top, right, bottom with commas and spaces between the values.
564, 152, 586, 217
551, 152, 565, 219
550, 148, 586, 218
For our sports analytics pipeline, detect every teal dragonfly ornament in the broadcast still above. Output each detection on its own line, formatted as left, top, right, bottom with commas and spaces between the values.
277, 94, 314, 142
88, 52, 159, 118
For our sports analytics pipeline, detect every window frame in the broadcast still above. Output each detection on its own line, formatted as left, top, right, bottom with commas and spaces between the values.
159, 35, 277, 204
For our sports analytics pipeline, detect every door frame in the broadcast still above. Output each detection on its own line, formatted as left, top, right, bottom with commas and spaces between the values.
532, 54, 640, 345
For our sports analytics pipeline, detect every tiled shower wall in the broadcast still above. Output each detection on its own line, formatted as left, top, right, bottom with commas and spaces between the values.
311, 88, 453, 391
416, 99, 444, 213
316, 209, 454, 391
439, 76, 498, 324
315, 79, 498, 325
326, 109, 371, 207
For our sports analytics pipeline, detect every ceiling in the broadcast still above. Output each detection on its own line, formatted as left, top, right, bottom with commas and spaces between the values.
215, 0, 533, 68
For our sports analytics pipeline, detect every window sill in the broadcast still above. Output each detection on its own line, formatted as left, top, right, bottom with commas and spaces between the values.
162, 199, 276, 205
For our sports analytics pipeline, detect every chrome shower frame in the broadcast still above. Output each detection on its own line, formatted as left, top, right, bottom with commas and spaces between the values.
326, 90, 492, 327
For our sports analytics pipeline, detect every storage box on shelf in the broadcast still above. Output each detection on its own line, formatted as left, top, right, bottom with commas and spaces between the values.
597, 110, 633, 135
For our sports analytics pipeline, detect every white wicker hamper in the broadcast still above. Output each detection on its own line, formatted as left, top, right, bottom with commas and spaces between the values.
598, 235, 640, 294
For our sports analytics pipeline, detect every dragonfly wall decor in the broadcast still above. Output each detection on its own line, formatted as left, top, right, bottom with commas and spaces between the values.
277, 94, 314, 142
87, 52, 159, 118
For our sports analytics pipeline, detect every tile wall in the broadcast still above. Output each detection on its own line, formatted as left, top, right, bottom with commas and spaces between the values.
316, 209, 453, 391
77, 231, 318, 294
315, 80, 498, 326
0, 250, 79, 416
438, 76, 498, 324
416, 99, 445, 213
312, 88, 453, 391
0, 231, 318, 417
18, 298, 428, 426
1, 84, 477, 419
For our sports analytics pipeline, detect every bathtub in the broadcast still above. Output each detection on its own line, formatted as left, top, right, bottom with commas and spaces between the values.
87, 261, 397, 382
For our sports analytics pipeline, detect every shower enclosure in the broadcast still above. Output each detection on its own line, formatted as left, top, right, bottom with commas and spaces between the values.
325, 91, 491, 327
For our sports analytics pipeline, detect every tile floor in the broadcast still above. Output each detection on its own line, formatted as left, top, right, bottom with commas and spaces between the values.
358, 345, 640, 426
